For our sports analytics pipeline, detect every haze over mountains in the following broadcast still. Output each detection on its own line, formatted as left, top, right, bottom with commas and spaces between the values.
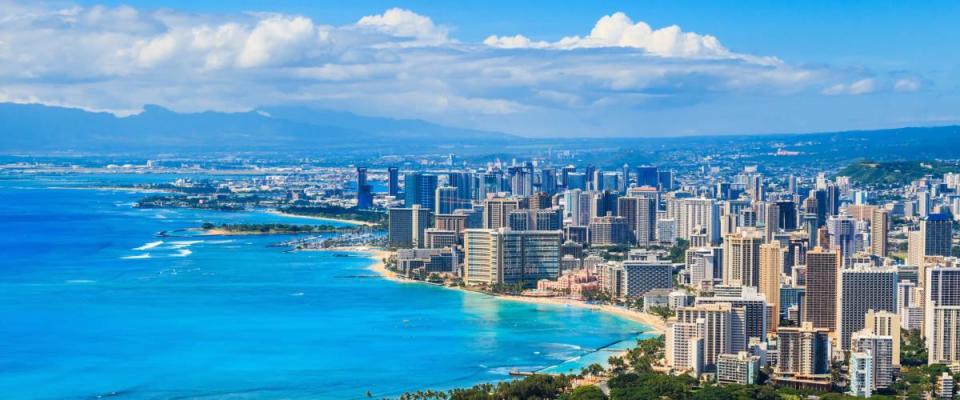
2, 102, 959, 160
0, 103, 516, 153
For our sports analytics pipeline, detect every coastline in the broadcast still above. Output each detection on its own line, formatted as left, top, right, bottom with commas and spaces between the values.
264, 209, 378, 227
323, 245, 667, 334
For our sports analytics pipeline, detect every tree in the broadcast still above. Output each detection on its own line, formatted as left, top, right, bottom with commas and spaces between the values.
559, 385, 606, 400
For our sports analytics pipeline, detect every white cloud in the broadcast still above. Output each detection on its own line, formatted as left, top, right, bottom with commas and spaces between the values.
483, 34, 549, 49
0, 2, 931, 136
822, 78, 875, 96
356, 7, 448, 46
484, 12, 781, 65
894, 78, 921, 92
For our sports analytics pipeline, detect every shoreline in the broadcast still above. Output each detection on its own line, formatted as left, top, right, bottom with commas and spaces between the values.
323, 246, 666, 334
264, 209, 378, 227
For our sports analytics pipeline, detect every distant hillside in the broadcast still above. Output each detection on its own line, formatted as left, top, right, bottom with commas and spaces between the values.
837, 160, 960, 186
0, 103, 518, 153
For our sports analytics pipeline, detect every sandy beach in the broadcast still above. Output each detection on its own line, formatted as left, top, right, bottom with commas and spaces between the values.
489, 293, 666, 334
330, 245, 667, 333
264, 209, 379, 227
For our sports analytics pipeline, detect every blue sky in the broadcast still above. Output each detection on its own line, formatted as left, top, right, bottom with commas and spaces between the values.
3, 0, 958, 136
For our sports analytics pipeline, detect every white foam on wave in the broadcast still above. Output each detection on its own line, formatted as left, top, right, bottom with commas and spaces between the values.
172, 249, 193, 257
123, 253, 152, 260
290, 292, 305, 297
65, 279, 96, 284
169, 240, 202, 249
133, 241, 164, 251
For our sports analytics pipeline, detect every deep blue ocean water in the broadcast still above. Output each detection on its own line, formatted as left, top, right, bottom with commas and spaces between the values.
0, 174, 649, 399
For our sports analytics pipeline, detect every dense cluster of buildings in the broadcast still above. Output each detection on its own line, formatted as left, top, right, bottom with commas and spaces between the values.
377, 160, 960, 397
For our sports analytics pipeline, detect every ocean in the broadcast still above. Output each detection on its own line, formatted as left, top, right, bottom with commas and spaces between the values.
0, 174, 650, 399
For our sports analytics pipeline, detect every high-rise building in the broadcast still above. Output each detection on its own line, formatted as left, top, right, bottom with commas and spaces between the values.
588, 215, 630, 246
847, 351, 874, 398
697, 286, 769, 351
539, 168, 558, 195
446, 172, 473, 205
388, 205, 433, 248
388, 167, 400, 197
760, 243, 784, 333
871, 208, 890, 257
463, 228, 562, 286
483, 198, 521, 230
604, 259, 673, 299
619, 196, 657, 246
356, 167, 373, 209
803, 248, 841, 332
921, 213, 954, 258
666, 321, 704, 374
434, 186, 461, 214
837, 266, 898, 351
636, 165, 658, 187
925, 266, 960, 364
675, 303, 740, 370
826, 215, 857, 264
686, 247, 723, 286
863, 310, 901, 367
671, 198, 721, 245
404, 173, 438, 210
776, 322, 831, 377
723, 228, 764, 288
851, 331, 895, 389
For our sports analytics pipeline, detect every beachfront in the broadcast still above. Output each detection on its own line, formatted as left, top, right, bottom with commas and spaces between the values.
320, 246, 667, 334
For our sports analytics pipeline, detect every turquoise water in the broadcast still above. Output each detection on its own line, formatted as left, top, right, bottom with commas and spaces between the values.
0, 175, 649, 399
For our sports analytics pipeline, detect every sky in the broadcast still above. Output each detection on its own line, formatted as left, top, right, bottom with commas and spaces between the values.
1, 0, 958, 137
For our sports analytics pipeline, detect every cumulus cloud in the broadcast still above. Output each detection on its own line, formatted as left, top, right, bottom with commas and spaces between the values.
484, 12, 780, 65
0, 2, 929, 135
356, 7, 449, 46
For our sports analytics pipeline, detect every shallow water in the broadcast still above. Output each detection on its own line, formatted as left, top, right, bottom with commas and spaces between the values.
0, 174, 650, 399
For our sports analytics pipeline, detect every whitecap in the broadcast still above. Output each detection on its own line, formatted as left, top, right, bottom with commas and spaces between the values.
169, 240, 202, 248
122, 253, 151, 260
172, 249, 192, 257
290, 292, 305, 297
65, 279, 96, 284
133, 241, 163, 251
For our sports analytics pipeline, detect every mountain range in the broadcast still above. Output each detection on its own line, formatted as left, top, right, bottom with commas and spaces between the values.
0, 103, 517, 153
2, 103, 960, 162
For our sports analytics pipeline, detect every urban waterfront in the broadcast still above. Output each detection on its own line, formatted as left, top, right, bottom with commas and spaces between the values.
0, 175, 649, 399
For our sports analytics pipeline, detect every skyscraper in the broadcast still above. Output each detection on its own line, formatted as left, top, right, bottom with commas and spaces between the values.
388, 167, 399, 197
463, 228, 562, 286
356, 167, 373, 209
871, 208, 889, 257
922, 213, 954, 258
925, 266, 960, 364
675, 303, 740, 370
636, 165, 658, 187
618, 196, 655, 246
723, 228, 764, 288
803, 247, 841, 332
388, 205, 433, 248
760, 242, 784, 332
837, 266, 898, 351
404, 172, 438, 211
776, 322, 831, 376
483, 197, 521, 230
826, 215, 857, 264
